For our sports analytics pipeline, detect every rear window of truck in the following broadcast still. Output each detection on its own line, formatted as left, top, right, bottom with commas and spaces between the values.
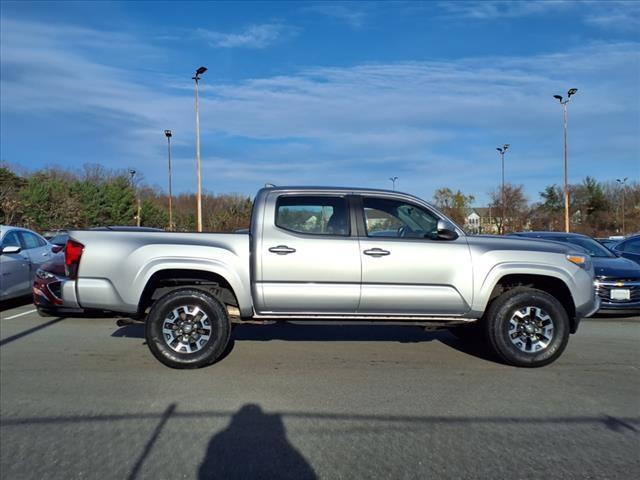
275, 195, 349, 236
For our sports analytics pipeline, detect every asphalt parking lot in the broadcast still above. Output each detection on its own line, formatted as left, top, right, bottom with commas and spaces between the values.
1, 300, 639, 479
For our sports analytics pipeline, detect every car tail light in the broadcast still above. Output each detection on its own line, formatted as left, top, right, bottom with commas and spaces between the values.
65, 239, 84, 278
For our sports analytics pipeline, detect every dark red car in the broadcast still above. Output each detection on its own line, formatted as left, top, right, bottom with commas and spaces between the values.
32, 249, 83, 316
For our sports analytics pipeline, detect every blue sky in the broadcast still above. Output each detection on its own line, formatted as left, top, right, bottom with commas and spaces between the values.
1, 1, 639, 205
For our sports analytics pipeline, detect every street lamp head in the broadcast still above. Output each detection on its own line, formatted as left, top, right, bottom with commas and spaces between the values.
496, 147, 503, 153
164, 129, 172, 138
129, 169, 136, 176
503, 144, 510, 151
567, 88, 578, 97
553, 95, 563, 102
194, 66, 208, 79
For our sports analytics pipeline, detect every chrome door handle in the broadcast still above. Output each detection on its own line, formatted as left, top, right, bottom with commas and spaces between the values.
268, 245, 296, 255
363, 248, 390, 257
42, 252, 50, 256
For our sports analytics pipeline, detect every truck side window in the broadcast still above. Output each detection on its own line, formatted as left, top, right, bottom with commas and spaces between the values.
363, 197, 438, 239
276, 196, 349, 236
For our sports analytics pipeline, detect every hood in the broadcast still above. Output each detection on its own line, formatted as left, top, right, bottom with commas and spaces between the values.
593, 256, 640, 280
466, 235, 575, 255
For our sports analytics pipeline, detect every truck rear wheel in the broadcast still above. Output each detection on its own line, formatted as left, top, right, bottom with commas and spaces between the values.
145, 288, 231, 369
484, 287, 570, 367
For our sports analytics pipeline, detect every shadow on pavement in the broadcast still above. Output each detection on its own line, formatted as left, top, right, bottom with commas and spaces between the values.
110, 322, 499, 364
591, 311, 640, 319
113, 322, 445, 343
3, 406, 637, 479
0, 317, 66, 348
0, 295, 33, 312
198, 404, 316, 480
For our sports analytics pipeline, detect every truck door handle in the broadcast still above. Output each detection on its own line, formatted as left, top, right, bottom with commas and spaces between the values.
268, 245, 296, 255
363, 248, 390, 257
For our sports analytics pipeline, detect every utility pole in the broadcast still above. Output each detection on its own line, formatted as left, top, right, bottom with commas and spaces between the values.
389, 176, 398, 191
617, 177, 628, 235
553, 88, 578, 233
128, 169, 140, 226
164, 130, 174, 231
193, 66, 207, 232
496, 144, 509, 234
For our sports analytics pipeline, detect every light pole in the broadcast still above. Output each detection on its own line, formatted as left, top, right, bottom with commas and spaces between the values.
389, 176, 398, 191
496, 144, 509, 234
553, 88, 578, 233
129, 169, 140, 227
193, 66, 207, 232
617, 177, 628, 235
164, 130, 174, 231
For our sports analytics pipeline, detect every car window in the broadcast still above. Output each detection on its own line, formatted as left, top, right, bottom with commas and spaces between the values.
20, 231, 42, 250
275, 195, 349, 236
363, 197, 438, 239
1, 231, 22, 249
620, 239, 640, 254
50, 234, 69, 246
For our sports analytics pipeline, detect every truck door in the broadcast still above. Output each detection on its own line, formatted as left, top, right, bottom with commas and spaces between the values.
256, 193, 361, 314
356, 196, 473, 315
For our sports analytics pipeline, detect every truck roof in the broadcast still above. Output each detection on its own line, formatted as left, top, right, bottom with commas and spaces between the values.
258, 186, 423, 199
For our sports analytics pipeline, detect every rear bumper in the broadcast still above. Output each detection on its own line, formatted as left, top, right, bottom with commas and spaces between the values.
60, 279, 80, 308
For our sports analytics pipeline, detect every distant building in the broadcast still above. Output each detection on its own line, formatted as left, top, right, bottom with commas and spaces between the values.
465, 207, 499, 234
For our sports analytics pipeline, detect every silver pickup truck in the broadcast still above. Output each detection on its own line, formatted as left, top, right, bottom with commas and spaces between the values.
62, 186, 599, 368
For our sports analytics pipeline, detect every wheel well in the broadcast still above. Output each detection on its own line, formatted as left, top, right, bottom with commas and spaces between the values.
488, 274, 578, 333
139, 269, 239, 316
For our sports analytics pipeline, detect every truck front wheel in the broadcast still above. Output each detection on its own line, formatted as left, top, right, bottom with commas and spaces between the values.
145, 288, 231, 369
484, 287, 570, 367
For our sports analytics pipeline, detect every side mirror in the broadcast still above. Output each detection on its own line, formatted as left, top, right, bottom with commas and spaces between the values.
51, 245, 63, 254
436, 219, 459, 241
1, 245, 21, 255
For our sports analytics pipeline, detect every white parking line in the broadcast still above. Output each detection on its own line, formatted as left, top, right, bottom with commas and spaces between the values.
3, 309, 37, 320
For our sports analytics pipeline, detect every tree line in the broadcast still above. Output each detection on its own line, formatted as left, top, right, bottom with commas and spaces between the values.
1, 162, 637, 236
433, 177, 639, 236
0, 163, 252, 233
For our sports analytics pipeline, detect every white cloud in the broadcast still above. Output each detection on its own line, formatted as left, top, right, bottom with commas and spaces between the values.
437, 0, 571, 19
195, 23, 294, 49
303, 4, 368, 28
438, 0, 640, 30
1, 17, 638, 203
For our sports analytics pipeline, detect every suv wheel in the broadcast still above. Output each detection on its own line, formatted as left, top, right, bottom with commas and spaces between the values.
146, 288, 231, 369
484, 287, 570, 367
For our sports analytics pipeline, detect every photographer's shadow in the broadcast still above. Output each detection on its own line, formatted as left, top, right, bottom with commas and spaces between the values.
199, 404, 316, 480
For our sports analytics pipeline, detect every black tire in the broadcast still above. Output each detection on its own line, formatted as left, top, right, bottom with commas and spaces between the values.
483, 287, 570, 367
145, 288, 231, 369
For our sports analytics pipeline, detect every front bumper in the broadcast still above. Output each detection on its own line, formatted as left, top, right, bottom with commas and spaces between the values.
595, 279, 640, 311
